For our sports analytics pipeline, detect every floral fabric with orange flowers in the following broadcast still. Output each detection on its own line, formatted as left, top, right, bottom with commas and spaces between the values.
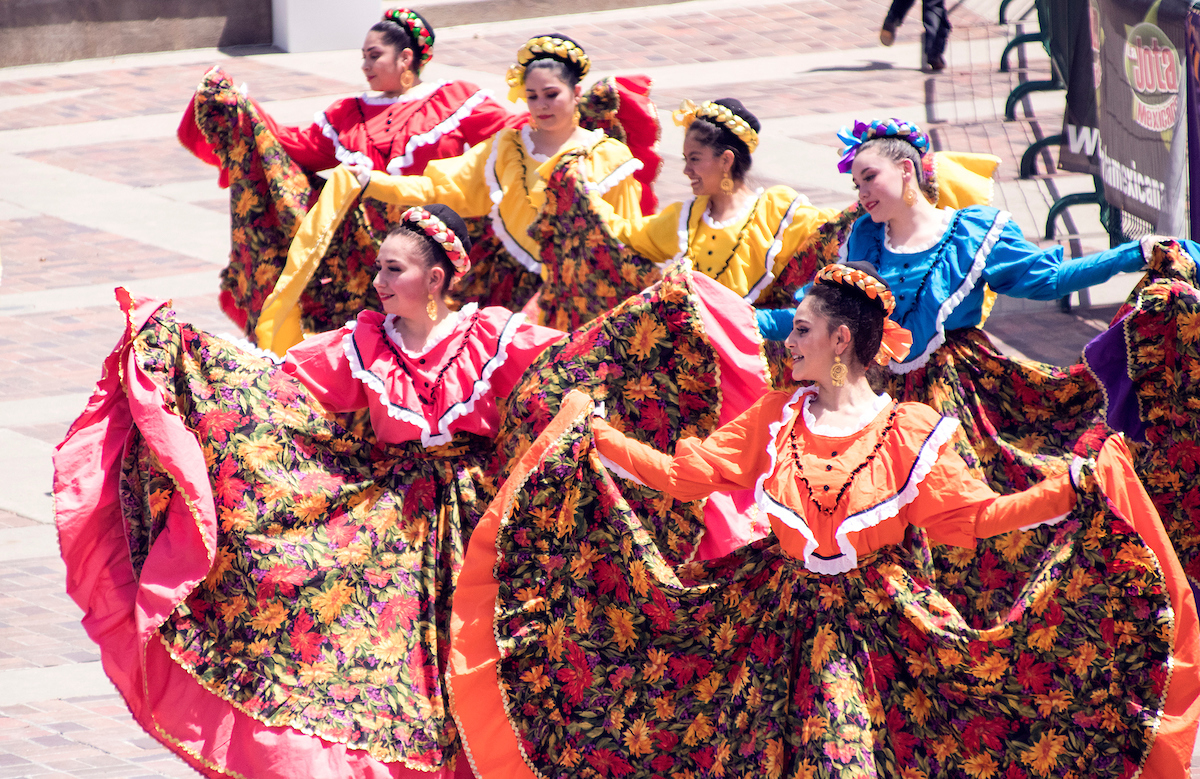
120, 305, 498, 768
464, 404, 1172, 779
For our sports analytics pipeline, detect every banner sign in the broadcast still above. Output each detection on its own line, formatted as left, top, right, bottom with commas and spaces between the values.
1058, 0, 1101, 174
1092, 0, 1190, 232
1186, 4, 1200, 238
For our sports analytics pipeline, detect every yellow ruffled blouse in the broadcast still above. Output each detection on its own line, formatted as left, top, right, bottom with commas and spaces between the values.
591, 185, 840, 301
365, 126, 645, 275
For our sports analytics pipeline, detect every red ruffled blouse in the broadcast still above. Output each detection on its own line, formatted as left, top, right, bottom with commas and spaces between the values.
181, 79, 520, 184
283, 304, 562, 446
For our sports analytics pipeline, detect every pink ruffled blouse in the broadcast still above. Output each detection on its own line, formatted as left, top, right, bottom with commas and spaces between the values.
283, 304, 563, 446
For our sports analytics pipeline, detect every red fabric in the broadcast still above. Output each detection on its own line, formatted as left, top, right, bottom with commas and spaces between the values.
177, 79, 518, 188
283, 306, 563, 445
612, 75, 662, 215
54, 289, 470, 778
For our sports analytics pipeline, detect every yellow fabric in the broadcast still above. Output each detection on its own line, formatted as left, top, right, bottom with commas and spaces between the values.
591, 186, 841, 299
368, 128, 643, 264
255, 165, 365, 354
933, 151, 1001, 209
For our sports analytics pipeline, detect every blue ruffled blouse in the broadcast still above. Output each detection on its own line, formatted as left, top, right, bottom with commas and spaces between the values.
757, 206, 1150, 371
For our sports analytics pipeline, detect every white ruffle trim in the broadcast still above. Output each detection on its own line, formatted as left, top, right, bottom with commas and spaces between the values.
824, 416, 959, 573
756, 389, 960, 574
386, 88, 494, 175
342, 310, 525, 448
383, 303, 478, 358
747, 193, 807, 303
701, 188, 764, 229
430, 310, 525, 447
485, 132, 541, 274
801, 391, 892, 437
884, 207, 955, 253
663, 197, 699, 269
593, 157, 644, 197
597, 453, 648, 487
360, 81, 448, 106
890, 210, 1010, 374
315, 110, 374, 170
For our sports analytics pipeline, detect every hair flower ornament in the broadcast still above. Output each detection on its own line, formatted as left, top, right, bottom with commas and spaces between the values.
401, 206, 470, 279
383, 8, 435, 72
504, 35, 590, 102
814, 263, 912, 364
836, 118, 932, 173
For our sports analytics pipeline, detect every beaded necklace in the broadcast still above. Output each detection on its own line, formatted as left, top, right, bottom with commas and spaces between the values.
355, 90, 440, 168
889, 210, 965, 328
378, 312, 481, 407
689, 194, 762, 285
787, 401, 900, 515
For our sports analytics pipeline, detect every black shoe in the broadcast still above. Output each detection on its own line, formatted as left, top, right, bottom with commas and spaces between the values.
880, 20, 897, 46
929, 55, 946, 72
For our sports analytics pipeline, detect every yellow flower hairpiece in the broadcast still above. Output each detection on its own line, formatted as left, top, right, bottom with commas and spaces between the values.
672, 99, 759, 154
505, 36, 591, 102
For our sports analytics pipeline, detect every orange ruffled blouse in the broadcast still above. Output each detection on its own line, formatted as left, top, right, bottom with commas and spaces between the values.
593, 386, 1075, 573
284, 304, 563, 447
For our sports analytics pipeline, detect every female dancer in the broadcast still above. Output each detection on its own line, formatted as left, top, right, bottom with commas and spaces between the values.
449, 263, 1199, 778
54, 205, 562, 778
537, 99, 998, 331
257, 34, 657, 354
178, 8, 518, 339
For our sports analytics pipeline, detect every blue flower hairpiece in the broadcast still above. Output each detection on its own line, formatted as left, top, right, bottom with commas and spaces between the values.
837, 119, 931, 173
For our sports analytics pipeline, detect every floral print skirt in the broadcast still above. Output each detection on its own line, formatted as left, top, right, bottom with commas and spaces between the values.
191, 67, 401, 339
449, 391, 1192, 779
55, 292, 496, 777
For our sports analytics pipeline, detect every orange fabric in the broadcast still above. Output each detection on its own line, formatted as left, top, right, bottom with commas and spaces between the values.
1092, 437, 1200, 777
447, 392, 595, 779
594, 389, 1079, 563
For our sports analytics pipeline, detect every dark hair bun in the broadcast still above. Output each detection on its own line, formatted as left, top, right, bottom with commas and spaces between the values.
422, 203, 473, 256
712, 98, 761, 133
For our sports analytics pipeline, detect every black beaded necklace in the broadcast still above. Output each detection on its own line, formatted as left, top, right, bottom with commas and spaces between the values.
787, 401, 900, 515
356, 89, 440, 168
691, 194, 762, 285
378, 312, 481, 406
890, 210, 965, 328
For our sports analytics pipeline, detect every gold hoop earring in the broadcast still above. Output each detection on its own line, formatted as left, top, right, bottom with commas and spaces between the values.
400, 70, 415, 92
903, 187, 917, 207
830, 354, 847, 387
573, 104, 581, 126
720, 173, 734, 194
426, 296, 438, 321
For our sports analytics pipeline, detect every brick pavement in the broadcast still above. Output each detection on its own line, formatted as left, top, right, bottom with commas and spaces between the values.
0, 0, 1156, 775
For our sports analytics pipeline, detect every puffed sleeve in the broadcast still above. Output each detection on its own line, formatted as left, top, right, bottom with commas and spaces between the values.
487, 320, 564, 400
904, 442, 1075, 547
267, 110, 340, 173
281, 328, 370, 413
981, 218, 1144, 301
363, 134, 498, 218
591, 391, 786, 501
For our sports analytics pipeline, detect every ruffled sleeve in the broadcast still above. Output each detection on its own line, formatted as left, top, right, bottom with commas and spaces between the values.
759, 188, 842, 280
364, 133, 499, 218
280, 325, 369, 413
579, 136, 645, 221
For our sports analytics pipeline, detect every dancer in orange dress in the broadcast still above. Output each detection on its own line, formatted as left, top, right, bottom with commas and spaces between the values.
449, 262, 1200, 779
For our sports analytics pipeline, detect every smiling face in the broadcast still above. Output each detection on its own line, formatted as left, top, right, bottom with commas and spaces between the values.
850, 148, 913, 223
372, 232, 444, 319
361, 31, 414, 95
524, 67, 581, 134
784, 296, 846, 383
682, 129, 734, 197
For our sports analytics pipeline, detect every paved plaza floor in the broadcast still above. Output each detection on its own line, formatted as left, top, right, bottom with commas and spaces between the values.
0, 0, 1157, 775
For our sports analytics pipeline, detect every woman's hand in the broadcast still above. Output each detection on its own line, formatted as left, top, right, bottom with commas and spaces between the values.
347, 164, 372, 188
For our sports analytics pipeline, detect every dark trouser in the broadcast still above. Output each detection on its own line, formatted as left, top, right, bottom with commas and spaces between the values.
885, 0, 951, 60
